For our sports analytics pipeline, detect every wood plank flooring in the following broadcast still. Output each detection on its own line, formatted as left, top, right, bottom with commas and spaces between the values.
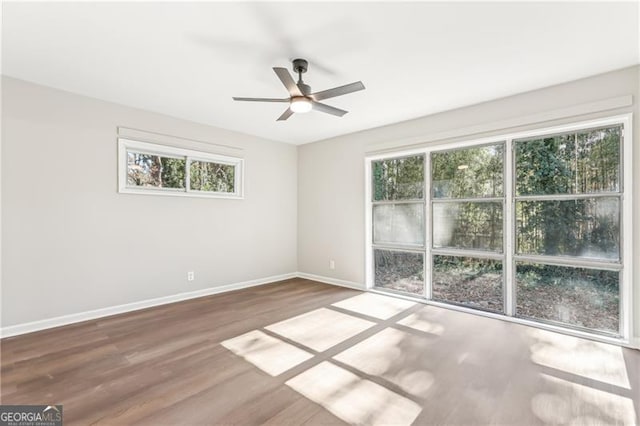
1, 278, 639, 425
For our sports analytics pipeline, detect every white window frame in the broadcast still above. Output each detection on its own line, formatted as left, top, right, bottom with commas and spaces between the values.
365, 114, 633, 347
118, 138, 244, 199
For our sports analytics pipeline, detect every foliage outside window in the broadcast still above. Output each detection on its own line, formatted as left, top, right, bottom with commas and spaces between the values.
432, 144, 504, 199
118, 139, 243, 198
189, 160, 235, 193
372, 155, 424, 201
374, 249, 424, 296
432, 256, 503, 313
368, 118, 628, 339
127, 153, 186, 189
515, 262, 619, 333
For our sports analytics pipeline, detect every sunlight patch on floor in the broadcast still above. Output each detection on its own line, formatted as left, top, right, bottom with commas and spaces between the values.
265, 308, 375, 352
397, 309, 445, 335
331, 292, 416, 320
333, 328, 435, 399
528, 328, 631, 389
531, 373, 636, 425
221, 330, 313, 376
286, 361, 422, 426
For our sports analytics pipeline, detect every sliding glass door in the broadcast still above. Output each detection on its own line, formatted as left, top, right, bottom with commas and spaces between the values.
366, 115, 630, 340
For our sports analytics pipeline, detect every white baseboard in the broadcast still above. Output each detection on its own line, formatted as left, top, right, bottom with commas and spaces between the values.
296, 272, 365, 291
0, 271, 365, 339
4, 272, 635, 349
0, 272, 297, 339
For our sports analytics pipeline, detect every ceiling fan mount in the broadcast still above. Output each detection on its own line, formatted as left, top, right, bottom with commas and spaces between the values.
232, 58, 365, 121
292, 58, 308, 75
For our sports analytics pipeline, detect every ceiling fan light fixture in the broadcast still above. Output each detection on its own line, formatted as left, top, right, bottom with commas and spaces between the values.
290, 97, 312, 113
232, 59, 365, 120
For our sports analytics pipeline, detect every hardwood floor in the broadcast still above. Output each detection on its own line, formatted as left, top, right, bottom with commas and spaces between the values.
1, 278, 639, 425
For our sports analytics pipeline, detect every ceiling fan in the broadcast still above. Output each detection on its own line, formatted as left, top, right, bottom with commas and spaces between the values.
232, 58, 365, 121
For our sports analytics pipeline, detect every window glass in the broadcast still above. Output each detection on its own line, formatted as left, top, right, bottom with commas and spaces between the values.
515, 262, 619, 334
367, 119, 626, 339
372, 155, 424, 201
516, 198, 619, 260
373, 203, 424, 246
515, 126, 621, 196
127, 152, 185, 189
374, 249, 424, 295
432, 202, 503, 252
433, 256, 503, 313
120, 139, 243, 198
432, 144, 503, 198
190, 160, 236, 193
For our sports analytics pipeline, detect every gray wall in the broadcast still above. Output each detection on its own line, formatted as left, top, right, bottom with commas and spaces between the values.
298, 66, 640, 343
1, 76, 298, 326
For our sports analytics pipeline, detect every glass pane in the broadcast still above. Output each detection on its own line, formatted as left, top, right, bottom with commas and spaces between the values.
576, 127, 621, 193
127, 152, 185, 189
190, 160, 235, 193
372, 155, 424, 201
373, 203, 424, 246
432, 144, 503, 198
516, 262, 619, 334
374, 249, 424, 295
433, 202, 503, 252
432, 256, 503, 313
515, 125, 621, 196
516, 197, 619, 260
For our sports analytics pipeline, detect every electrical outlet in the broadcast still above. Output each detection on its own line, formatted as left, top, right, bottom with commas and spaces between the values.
329, 260, 335, 270
187, 271, 195, 281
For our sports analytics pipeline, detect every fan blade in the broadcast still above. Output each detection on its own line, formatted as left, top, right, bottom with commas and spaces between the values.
311, 81, 365, 101
312, 101, 348, 117
273, 67, 303, 97
232, 97, 289, 102
277, 107, 294, 121
297, 83, 310, 95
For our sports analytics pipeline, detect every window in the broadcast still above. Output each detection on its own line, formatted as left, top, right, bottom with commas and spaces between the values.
513, 125, 622, 334
366, 115, 631, 342
371, 155, 425, 295
430, 143, 505, 313
118, 139, 243, 198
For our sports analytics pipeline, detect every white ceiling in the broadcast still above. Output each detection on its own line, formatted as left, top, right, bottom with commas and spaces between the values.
2, 2, 639, 145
